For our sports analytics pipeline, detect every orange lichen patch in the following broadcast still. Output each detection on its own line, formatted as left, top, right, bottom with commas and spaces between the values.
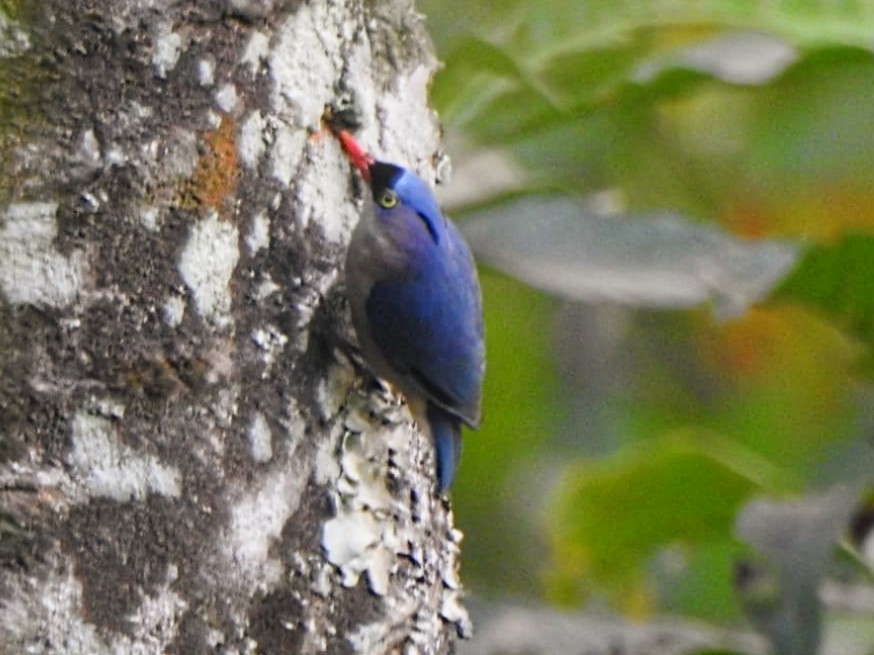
184, 116, 239, 211
122, 357, 188, 399
121, 354, 214, 399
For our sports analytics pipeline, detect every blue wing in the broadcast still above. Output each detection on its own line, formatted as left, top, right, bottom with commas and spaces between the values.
365, 221, 484, 427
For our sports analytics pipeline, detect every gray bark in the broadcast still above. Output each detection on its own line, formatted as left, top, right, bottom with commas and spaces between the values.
0, 1, 468, 653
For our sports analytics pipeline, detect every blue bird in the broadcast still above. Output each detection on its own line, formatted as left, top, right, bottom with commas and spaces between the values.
337, 130, 485, 493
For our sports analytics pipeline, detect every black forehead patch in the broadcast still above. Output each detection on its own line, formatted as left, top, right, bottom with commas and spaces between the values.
368, 161, 404, 195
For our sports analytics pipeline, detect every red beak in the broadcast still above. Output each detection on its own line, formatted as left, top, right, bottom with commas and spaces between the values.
337, 130, 374, 182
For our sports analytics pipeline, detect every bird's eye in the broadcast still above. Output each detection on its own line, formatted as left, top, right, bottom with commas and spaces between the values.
377, 189, 398, 209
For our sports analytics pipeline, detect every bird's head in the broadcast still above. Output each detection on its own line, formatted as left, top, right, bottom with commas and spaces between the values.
338, 131, 445, 243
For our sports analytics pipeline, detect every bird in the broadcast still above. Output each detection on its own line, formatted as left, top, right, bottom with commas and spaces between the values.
336, 129, 485, 493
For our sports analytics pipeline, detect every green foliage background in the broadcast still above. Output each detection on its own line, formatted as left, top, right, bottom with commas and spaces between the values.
417, 0, 874, 641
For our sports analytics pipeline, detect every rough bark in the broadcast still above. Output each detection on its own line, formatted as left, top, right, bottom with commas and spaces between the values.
0, 1, 468, 653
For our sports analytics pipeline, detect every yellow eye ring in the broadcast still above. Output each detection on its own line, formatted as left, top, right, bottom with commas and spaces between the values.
377, 189, 398, 209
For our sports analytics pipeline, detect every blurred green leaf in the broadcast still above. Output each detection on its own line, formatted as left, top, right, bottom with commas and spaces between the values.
773, 234, 874, 348
426, 0, 874, 140
659, 541, 744, 621
539, 45, 639, 104
693, 307, 862, 477
432, 36, 565, 127
424, 0, 874, 62
744, 47, 874, 203
547, 432, 770, 604
427, 0, 874, 221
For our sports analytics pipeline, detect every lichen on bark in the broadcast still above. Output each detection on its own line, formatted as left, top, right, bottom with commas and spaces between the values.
0, 1, 466, 653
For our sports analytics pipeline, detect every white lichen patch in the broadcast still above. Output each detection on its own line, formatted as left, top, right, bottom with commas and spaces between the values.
0, 201, 86, 308
336, 410, 400, 514
0, 10, 31, 58
203, 341, 236, 385
347, 618, 399, 654
315, 362, 356, 420
1, 568, 112, 655
280, 397, 307, 456
75, 128, 102, 169
322, 509, 383, 588
284, 267, 339, 353
314, 421, 343, 485
441, 549, 462, 590
105, 145, 126, 167
245, 210, 270, 254
269, 5, 350, 129
254, 274, 280, 301
215, 83, 240, 113
139, 204, 161, 232
338, 434, 368, 485
321, 392, 413, 592
162, 294, 186, 327
365, 544, 392, 596
241, 31, 270, 72
377, 65, 439, 168
251, 323, 288, 375
294, 150, 355, 244
178, 212, 240, 330
211, 384, 240, 428
1, 564, 186, 654
90, 397, 126, 420
317, 372, 472, 646
345, 386, 408, 437
223, 462, 307, 588
197, 57, 215, 86
161, 128, 199, 179
153, 28, 182, 78
120, 100, 154, 127
204, 109, 222, 130
269, 125, 307, 186
320, 367, 475, 646
248, 411, 273, 463
239, 111, 268, 170
125, 570, 188, 648
439, 591, 470, 628
69, 411, 181, 501
216, 408, 307, 596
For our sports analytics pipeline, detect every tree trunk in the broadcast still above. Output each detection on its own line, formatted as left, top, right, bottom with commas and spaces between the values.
0, 1, 468, 653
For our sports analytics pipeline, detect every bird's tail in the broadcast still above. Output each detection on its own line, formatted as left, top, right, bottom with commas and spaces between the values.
426, 403, 463, 493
